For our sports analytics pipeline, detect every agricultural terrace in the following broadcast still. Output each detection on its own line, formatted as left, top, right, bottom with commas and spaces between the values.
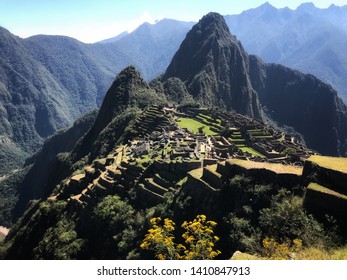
176, 117, 217, 135
227, 158, 303, 175
307, 156, 347, 174
307, 183, 347, 200
240, 147, 265, 158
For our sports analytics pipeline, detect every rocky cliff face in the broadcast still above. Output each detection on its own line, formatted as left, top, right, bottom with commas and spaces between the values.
248, 55, 347, 156
163, 13, 262, 119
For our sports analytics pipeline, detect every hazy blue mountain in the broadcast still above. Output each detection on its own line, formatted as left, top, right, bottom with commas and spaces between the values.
225, 2, 347, 103
24, 35, 118, 109
102, 19, 194, 80
98, 31, 130, 44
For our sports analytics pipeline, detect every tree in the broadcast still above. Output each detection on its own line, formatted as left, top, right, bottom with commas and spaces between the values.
140, 215, 221, 260
92, 195, 145, 259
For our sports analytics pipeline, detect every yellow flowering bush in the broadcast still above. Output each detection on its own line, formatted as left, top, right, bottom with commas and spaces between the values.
141, 215, 221, 260
262, 237, 302, 260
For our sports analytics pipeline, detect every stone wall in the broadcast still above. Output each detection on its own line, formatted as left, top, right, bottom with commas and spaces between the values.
303, 159, 347, 195
304, 183, 347, 221
224, 160, 303, 187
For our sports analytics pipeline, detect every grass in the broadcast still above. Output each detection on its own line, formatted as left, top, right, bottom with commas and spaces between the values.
229, 138, 245, 143
176, 177, 188, 187
240, 147, 266, 158
294, 246, 347, 260
231, 252, 260, 260
204, 164, 222, 178
308, 183, 347, 200
308, 155, 347, 173
188, 168, 203, 179
253, 135, 273, 139
164, 146, 172, 154
137, 154, 151, 163
177, 117, 217, 135
236, 144, 246, 148
227, 158, 303, 175
197, 113, 213, 121
232, 245, 347, 260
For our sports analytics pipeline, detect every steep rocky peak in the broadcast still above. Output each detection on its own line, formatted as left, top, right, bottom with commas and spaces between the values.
97, 66, 148, 119
194, 12, 233, 38
163, 12, 262, 119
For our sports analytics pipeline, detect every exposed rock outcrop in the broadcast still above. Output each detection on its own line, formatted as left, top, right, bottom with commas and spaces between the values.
163, 13, 262, 119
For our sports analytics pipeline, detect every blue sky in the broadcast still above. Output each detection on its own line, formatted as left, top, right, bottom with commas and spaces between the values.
1, 0, 347, 43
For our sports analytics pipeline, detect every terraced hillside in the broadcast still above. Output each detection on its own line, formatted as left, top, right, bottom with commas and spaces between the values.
44, 105, 316, 210
2, 104, 347, 260
303, 156, 347, 230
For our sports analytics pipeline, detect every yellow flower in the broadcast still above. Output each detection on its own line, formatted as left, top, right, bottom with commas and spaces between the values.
140, 215, 221, 260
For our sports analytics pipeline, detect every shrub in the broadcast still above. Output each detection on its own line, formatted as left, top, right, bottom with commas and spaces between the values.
262, 237, 302, 260
259, 189, 331, 247
141, 215, 221, 260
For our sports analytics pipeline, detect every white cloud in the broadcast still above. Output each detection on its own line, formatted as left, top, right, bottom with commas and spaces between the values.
126, 11, 157, 32
73, 11, 158, 43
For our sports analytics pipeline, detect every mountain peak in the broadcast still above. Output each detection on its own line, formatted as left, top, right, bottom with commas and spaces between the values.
297, 2, 316, 11
259, 2, 276, 10
163, 13, 262, 119
193, 12, 232, 40
200, 12, 225, 23
91, 66, 149, 133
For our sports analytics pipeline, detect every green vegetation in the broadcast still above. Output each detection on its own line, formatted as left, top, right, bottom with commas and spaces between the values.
91, 195, 145, 259
0, 168, 28, 227
34, 219, 85, 260
227, 158, 303, 175
240, 147, 265, 158
221, 176, 342, 259
141, 215, 220, 260
258, 190, 331, 246
308, 183, 347, 200
232, 245, 347, 260
308, 156, 347, 173
0, 138, 28, 176
177, 117, 217, 135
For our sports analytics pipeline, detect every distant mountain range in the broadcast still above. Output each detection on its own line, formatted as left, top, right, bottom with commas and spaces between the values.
225, 2, 347, 105
101, 2, 347, 104
0, 20, 193, 174
1, 2, 347, 175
